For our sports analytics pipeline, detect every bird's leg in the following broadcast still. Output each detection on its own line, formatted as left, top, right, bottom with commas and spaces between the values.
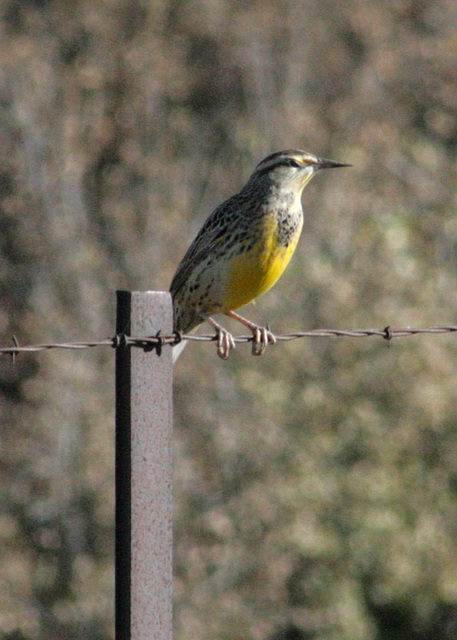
225, 310, 276, 356
204, 315, 236, 360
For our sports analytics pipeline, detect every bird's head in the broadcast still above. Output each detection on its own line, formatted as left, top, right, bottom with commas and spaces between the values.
250, 149, 351, 193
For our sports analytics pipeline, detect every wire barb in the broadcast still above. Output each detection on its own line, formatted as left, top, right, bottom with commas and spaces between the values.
383, 326, 393, 341
142, 330, 164, 356
112, 334, 128, 349
11, 335, 19, 364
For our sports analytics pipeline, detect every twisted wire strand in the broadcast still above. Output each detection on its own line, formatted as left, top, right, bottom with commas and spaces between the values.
1, 325, 457, 357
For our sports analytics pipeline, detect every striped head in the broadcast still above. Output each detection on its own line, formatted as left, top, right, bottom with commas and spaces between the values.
248, 149, 351, 192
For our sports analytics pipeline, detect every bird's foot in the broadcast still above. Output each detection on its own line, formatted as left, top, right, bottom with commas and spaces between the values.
215, 326, 236, 360
204, 315, 236, 359
250, 324, 276, 356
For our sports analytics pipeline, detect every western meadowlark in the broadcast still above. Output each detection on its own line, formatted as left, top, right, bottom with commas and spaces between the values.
170, 149, 350, 361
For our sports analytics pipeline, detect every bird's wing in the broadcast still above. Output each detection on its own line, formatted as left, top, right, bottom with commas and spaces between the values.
170, 196, 241, 297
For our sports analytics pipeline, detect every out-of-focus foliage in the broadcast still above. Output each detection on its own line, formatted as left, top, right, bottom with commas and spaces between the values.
1, 0, 457, 638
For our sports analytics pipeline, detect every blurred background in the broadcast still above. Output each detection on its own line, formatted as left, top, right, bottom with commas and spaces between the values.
1, 1, 457, 638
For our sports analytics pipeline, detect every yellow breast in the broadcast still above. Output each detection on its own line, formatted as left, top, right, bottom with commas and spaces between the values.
223, 214, 302, 311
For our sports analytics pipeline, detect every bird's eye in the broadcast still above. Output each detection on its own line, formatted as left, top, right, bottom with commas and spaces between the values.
286, 159, 301, 168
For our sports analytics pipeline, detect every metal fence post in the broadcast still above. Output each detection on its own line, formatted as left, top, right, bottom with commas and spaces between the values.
115, 290, 173, 640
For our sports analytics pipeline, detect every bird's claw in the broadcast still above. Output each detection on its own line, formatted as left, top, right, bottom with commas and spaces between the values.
216, 327, 236, 360
251, 326, 276, 356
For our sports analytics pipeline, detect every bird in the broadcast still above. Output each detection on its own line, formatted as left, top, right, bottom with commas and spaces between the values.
170, 149, 350, 361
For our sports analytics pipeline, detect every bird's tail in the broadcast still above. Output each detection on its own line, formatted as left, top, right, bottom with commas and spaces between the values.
172, 337, 188, 364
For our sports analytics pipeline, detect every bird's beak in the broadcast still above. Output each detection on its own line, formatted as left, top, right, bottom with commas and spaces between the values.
314, 157, 352, 171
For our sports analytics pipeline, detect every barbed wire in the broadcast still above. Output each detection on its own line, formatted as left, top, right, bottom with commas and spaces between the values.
1, 325, 457, 359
